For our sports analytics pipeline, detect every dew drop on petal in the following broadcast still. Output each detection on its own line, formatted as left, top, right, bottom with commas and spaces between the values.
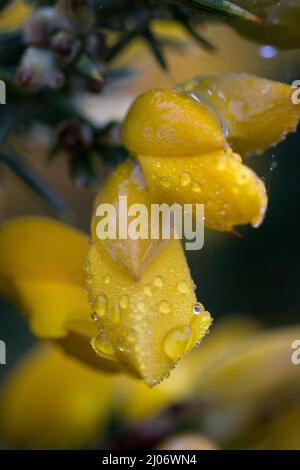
163, 326, 191, 361
112, 303, 121, 324
91, 334, 115, 356
103, 275, 111, 285
91, 312, 100, 323
193, 301, 205, 315
237, 171, 249, 185
177, 281, 189, 294
137, 302, 146, 313
93, 294, 107, 317
158, 300, 171, 314
191, 182, 202, 193
160, 176, 172, 188
154, 276, 164, 288
144, 285, 153, 297
180, 172, 192, 187
119, 294, 129, 310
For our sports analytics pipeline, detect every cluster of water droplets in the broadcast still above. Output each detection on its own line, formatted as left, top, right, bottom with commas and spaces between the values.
87, 265, 210, 367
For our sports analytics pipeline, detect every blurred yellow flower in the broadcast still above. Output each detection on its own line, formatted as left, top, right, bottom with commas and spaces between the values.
0, 345, 113, 449
2, 316, 300, 450
0, 316, 261, 449
0, 0, 31, 31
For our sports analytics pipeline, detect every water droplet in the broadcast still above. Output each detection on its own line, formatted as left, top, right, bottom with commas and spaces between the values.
177, 281, 190, 294
91, 334, 114, 357
190, 311, 212, 344
194, 302, 205, 315
237, 171, 249, 185
191, 182, 201, 193
103, 275, 111, 285
158, 300, 171, 314
232, 153, 242, 163
154, 276, 164, 288
91, 312, 100, 324
119, 294, 129, 310
180, 172, 192, 187
164, 326, 191, 361
144, 285, 153, 297
112, 303, 121, 324
137, 302, 145, 313
93, 294, 107, 317
160, 176, 171, 188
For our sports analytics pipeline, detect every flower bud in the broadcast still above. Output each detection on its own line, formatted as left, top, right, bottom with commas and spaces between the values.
23, 7, 72, 47
51, 31, 80, 62
17, 47, 64, 91
57, 119, 93, 151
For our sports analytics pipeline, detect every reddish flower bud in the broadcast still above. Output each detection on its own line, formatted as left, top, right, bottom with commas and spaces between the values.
57, 119, 93, 151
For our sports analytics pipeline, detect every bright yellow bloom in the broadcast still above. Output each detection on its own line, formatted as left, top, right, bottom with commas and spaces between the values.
0, 345, 114, 449
123, 74, 300, 231
1, 73, 298, 391
181, 73, 300, 156
88, 160, 212, 386
0, 161, 212, 387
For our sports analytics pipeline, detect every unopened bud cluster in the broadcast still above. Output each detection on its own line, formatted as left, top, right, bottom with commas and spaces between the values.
17, 1, 107, 92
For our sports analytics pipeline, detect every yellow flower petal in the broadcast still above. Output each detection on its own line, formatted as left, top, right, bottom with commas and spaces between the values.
0, 217, 93, 339
0, 0, 31, 31
138, 149, 267, 231
197, 326, 300, 403
0, 345, 114, 449
180, 316, 261, 381
183, 73, 300, 155
122, 88, 227, 157
86, 161, 212, 386
87, 237, 212, 386
122, 81, 280, 231
91, 159, 168, 280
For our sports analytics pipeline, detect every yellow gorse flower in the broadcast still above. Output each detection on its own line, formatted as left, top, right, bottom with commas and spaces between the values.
123, 73, 300, 232
0, 73, 299, 388
87, 159, 212, 386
